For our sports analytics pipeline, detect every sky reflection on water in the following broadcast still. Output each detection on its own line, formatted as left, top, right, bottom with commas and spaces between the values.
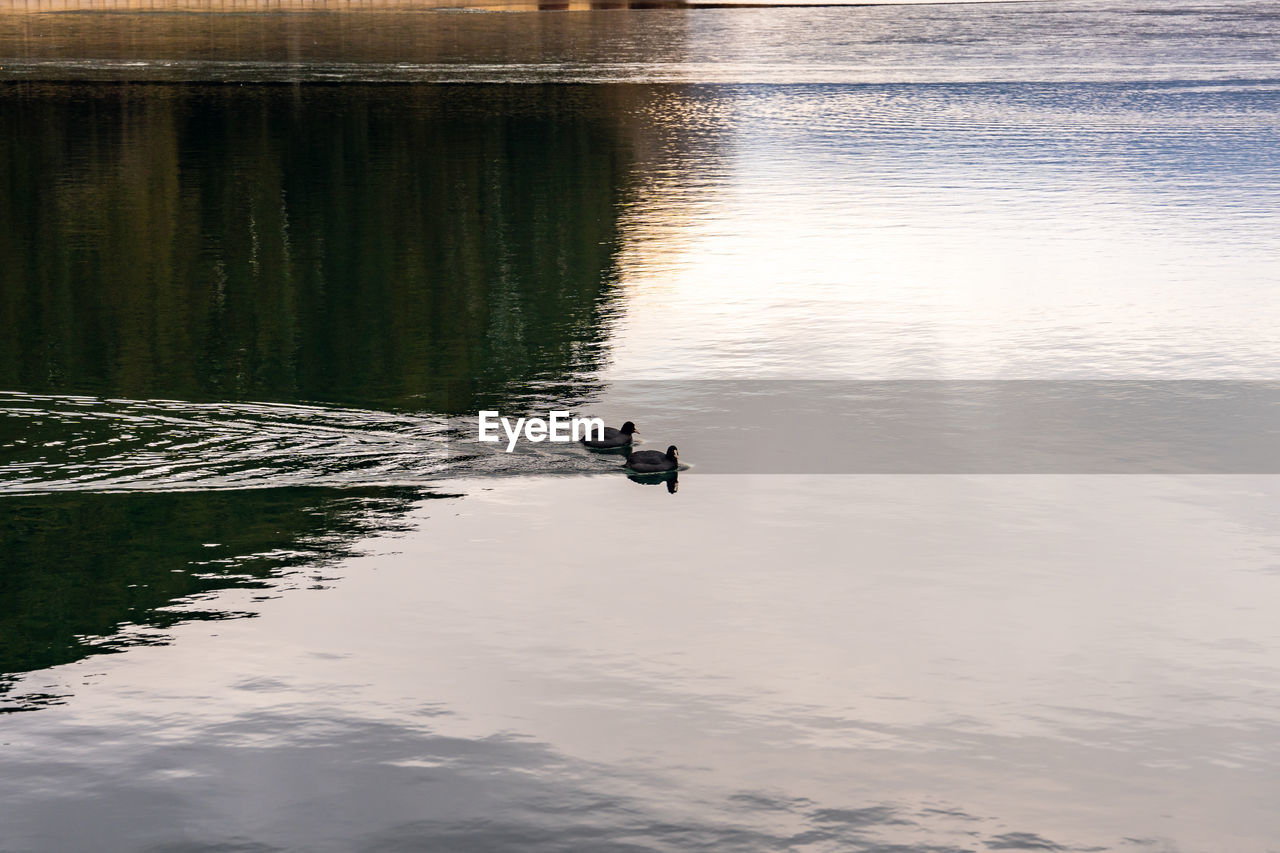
609, 82, 1280, 379
4, 476, 1280, 851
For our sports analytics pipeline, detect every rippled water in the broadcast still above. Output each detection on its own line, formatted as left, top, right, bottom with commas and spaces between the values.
3, 2, 1280, 851
5, 3, 1280, 83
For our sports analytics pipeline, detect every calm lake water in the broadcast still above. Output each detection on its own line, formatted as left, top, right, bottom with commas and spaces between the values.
3, 2, 1280, 851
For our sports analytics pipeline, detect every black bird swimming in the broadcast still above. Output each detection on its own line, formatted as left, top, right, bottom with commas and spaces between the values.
582, 420, 637, 449
625, 445, 679, 473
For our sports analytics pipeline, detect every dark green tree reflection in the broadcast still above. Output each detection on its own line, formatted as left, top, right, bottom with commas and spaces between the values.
0, 83, 648, 411
0, 82, 670, 702
0, 487, 426, 710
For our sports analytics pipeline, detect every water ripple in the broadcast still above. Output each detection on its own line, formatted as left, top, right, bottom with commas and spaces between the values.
0, 391, 609, 494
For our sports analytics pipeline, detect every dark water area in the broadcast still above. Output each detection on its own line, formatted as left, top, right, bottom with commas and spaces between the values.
3, 3, 1280, 851
0, 486, 422, 705
0, 84, 644, 410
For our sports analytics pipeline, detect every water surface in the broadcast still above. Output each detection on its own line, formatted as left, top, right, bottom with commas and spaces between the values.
3, 2, 1280, 851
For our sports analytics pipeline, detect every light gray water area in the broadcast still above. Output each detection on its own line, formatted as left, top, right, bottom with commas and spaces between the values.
2, 2, 1280, 851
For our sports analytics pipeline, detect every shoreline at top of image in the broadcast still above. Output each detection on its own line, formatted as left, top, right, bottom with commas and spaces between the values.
0, 0, 1050, 13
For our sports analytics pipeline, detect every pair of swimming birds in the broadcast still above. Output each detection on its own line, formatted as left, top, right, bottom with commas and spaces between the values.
581, 421, 679, 473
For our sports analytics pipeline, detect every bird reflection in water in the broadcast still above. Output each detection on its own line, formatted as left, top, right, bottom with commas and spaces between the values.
626, 471, 678, 494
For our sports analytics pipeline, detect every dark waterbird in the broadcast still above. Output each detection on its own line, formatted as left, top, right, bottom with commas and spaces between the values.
625, 445, 679, 473
582, 420, 637, 449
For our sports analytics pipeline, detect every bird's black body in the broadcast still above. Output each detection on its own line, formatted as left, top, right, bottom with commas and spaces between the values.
625, 445, 679, 473
582, 420, 637, 449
